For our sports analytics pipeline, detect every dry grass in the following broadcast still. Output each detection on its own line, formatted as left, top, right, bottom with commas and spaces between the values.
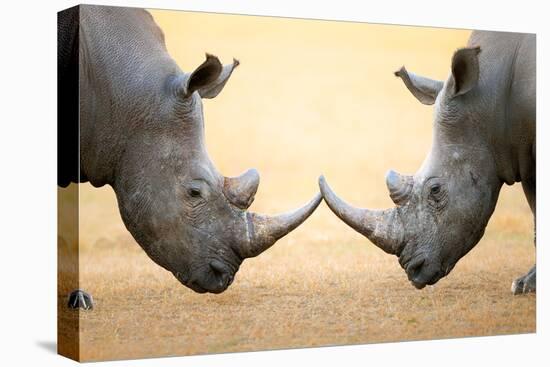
58, 10, 535, 361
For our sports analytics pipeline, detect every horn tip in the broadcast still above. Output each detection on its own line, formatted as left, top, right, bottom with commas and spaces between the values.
318, 175, 330, 195
394, 66, 406, 77
312, 192, 323, 206
300, 192, 322, 221
303, 191, 322, 214
385, 169, 399, 187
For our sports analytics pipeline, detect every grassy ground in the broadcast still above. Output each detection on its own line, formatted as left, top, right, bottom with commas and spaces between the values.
58, 10, 535, 361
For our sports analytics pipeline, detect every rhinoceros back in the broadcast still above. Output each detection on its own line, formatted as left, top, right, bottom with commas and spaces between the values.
58, 5, 180, 187
468, 31, 535, 187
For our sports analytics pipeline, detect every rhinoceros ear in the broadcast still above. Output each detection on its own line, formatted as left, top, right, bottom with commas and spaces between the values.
197, 57, 239, 99
394, 66, 444, 105
184, 54, 239, 99
184, 53, 223, 97
450, 46, 481, 97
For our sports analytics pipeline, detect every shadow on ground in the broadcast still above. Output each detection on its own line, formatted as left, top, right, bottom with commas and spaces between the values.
36, 340, 57, 354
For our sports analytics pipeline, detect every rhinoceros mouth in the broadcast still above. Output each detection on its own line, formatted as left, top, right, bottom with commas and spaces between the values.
400, 252, 446, 289
185, 281, 208, 294
175, 271, 223, 294
410, 273, 443, 289
174, 257, 239, 294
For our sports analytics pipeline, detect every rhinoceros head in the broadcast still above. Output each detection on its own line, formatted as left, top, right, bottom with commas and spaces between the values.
114, 54, 321, 293
320, 47, 503, 289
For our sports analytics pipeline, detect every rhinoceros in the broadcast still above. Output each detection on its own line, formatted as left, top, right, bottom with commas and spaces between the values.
58, 5, 321, 303
319, 30, 535, 294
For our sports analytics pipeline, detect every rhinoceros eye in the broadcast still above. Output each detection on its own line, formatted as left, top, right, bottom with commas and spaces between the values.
188, 188, 202, 198
427, 180, 448, 211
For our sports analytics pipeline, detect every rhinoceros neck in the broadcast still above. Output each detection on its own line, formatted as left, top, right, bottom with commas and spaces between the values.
78, 5, 182, 188
468, 31, 536, 186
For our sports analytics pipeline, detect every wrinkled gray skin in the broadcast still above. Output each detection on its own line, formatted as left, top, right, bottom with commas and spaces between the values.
74, 6, 321, 294
320, 31, 535, 294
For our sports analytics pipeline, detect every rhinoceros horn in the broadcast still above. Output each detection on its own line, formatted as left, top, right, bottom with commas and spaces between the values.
222, 169, 321, 258
318, 175, 404, 255
238, 193, 322, 258
385, 169, 413, 206
223, 169, 260, 209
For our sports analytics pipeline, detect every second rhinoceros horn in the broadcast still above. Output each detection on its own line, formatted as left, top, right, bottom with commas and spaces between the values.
318, 175, 404, 255
223, 168, 260, 209
385, 170, 413, 206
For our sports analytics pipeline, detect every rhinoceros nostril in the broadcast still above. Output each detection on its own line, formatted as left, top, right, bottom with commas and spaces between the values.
406, 257, 425, 279
210, 260, 232, 288
210, 259, 227, 273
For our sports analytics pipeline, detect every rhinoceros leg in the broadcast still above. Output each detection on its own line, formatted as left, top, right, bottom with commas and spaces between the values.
512, 265, 536, 295
67, 289, 94, 310
511, 180, 536, 295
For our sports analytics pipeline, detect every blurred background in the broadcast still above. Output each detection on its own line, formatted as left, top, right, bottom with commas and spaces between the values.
76, 12, 478, 248
58, 9, 534, 361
